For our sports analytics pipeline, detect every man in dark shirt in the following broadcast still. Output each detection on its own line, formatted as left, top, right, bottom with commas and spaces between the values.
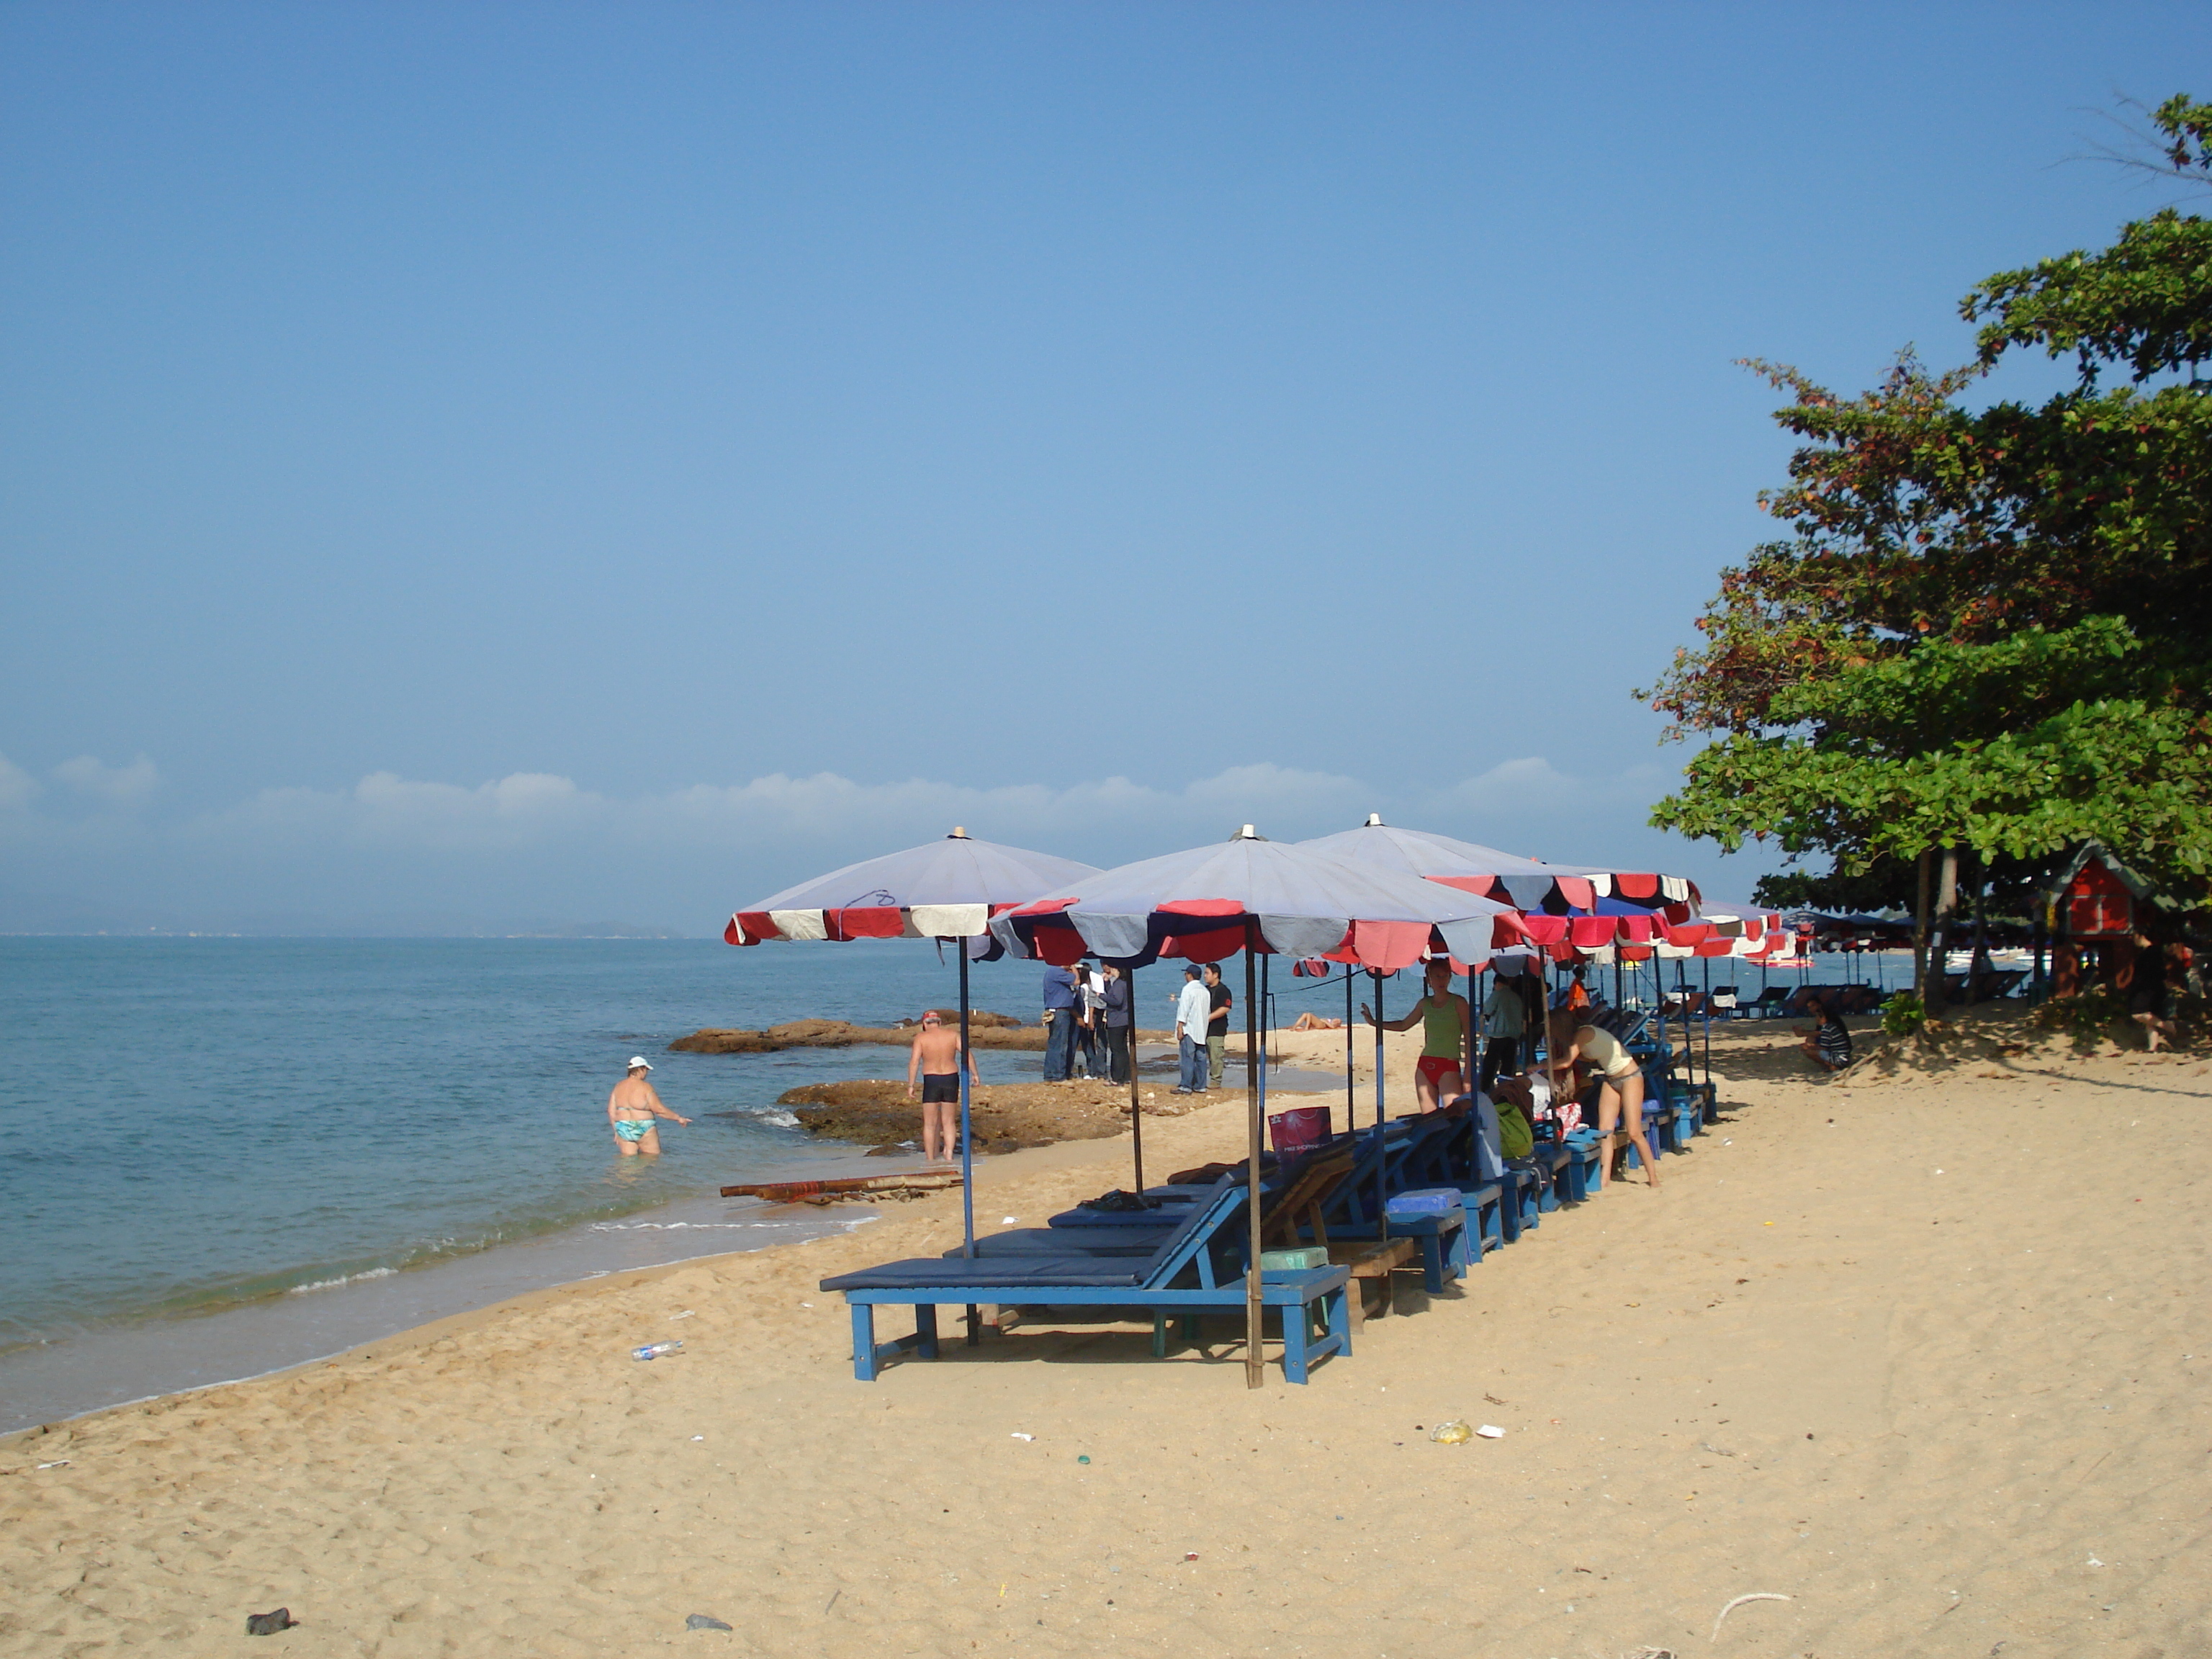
1100, 962, 1133, 1084
1041, 961, 1077, 1082
1203, 963, 1232, 1089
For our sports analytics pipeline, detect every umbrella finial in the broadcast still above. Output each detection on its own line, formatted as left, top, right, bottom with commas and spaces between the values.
1364, 811, 1385, 827
948, 826, 968, 839
1233, 824, 1266, 841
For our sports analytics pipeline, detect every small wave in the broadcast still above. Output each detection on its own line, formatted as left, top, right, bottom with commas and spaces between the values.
287, 1267, 398, 1295
588, 1214, 880, 1234
589, 1220, 791, 1232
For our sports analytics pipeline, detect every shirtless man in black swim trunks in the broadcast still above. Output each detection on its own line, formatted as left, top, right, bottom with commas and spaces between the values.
905, 1011, 982, 1164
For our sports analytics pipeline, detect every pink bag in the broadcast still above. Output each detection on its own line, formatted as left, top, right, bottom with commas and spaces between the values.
1268, 1106, 1332, 1154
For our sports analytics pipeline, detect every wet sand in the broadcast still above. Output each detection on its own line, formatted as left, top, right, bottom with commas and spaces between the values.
4, 1015, 2207, 1658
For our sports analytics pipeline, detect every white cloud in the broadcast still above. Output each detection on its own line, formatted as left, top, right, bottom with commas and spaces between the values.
196, 762, 1364, 859
4, 751, 1771, 934
0, 752, 42, 811
54, 754, 160, 805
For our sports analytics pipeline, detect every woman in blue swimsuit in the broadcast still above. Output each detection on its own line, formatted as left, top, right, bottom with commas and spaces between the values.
607, 1056, 690, 1156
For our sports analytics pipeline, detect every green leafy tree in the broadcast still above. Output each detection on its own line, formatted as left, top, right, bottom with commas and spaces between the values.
1647, 95, 2212, 995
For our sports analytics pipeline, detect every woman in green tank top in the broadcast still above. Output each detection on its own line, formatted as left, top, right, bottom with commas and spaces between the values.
1361, 958, 1470, 1110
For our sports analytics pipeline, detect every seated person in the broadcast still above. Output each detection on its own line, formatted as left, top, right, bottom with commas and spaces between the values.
1792, 995, 1853, 1071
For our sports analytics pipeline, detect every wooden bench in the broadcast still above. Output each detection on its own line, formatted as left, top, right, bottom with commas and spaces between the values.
1326, 1237, 1419, 1330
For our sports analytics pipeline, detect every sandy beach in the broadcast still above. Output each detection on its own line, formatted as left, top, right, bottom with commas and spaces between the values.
5, 1015, 2207, 1659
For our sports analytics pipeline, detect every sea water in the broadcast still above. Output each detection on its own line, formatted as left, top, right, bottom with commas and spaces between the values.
0, 937, 1061, 1431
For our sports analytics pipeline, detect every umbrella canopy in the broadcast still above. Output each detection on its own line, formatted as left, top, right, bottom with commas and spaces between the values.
1299, 816, 1699, 916
990, 827, 1524, 971
727, 832, 1100, 945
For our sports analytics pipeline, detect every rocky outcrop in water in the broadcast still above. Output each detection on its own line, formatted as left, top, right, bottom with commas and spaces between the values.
668, 1013, 1043, 1055
774, 1078, 1197, 1154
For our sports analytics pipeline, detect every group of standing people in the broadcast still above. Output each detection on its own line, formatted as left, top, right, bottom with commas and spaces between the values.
1041, 960, 1136, 1084
1170, 963, 1232, 1093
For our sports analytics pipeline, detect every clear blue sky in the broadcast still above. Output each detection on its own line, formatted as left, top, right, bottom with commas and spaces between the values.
3, 4, 2204, 932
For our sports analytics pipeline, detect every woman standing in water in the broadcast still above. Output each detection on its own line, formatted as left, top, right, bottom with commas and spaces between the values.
607, 1057, 691, 1156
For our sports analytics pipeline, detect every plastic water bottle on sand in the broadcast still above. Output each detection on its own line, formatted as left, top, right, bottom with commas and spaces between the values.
631, 1341, 683, 1361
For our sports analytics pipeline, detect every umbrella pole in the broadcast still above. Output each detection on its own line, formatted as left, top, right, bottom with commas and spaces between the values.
1243, 928, 1264, 1390
1700, 956, 1712, 1091
1126, 966, 1144, 1196
1344, 970, 1354, 1133
1372, 968, 1387, 1244
1462, 963, 1473, 1094
960, 945, 979, 1346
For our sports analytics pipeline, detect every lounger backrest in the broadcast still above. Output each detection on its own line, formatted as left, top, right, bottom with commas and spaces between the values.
1132, 1177, 1246, 1287
1322, 1118, 1426, 1230
1256, 1146, 1356, 1248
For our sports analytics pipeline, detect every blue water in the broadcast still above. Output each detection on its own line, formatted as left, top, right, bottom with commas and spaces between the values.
0, 938, 1056, 1359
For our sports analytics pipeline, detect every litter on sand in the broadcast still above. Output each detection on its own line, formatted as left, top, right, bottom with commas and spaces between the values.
244, 1609, 296, 1636
1475, 1424, 1506, 1439
1429, 1421, 1473, 1443
1010, 1433, 1035, 1442
685, 1613, 734, 1632
1711, 1592, 1791, 1641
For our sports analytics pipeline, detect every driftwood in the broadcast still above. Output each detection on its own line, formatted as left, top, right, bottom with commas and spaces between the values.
720, 1172, 964, 1207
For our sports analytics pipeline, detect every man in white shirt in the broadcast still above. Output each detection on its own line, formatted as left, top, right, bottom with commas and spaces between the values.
1172, 965, 1213, 1094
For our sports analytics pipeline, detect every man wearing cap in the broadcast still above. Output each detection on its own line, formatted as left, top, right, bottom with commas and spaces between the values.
906, 1010, 982, 1164
1173, 966, 1212, 1094
608, 1058, 690, 1156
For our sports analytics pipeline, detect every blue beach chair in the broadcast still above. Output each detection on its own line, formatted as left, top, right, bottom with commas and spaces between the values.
822, 1179, 1353, 1384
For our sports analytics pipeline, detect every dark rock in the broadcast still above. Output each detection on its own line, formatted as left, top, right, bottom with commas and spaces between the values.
245, 1609, 296, 1635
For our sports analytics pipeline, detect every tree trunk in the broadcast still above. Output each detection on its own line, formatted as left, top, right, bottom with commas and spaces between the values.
1911, 848, 1934, 1001
1930, 847, 1960, 1005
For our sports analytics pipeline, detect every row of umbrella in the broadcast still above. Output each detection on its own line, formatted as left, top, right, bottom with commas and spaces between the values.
721, 819, 1717, 1388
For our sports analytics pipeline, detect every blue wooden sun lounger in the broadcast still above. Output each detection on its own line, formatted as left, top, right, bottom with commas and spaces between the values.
821, 1179, 1353, 1383
974, 1151, 1357, 1263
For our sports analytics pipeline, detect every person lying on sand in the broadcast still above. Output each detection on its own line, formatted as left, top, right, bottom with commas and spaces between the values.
906, 1012, 982, 1164
608, 1057, 690, 1156
1287, 1011, 1344, 1031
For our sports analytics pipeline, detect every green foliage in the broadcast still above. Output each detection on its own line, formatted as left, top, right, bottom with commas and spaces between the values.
1880, 990, 1928, 1038
1647, 94, 2212, 904
1965, 95, 2212, 382
1751, 855, 1915, 914
2032, 984, 2128, 1050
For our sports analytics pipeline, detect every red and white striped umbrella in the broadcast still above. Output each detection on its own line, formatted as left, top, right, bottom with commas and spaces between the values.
727, 831, 1099, 946
991, 827, 1524, 971
1298, 816, 1701, 955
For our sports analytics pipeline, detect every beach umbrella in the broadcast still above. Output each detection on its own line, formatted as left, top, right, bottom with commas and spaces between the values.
993, 826, 1524, 1388
1300, 814, 1704, 1099
1299, 814, 1700, 945
725, 830, 1100, 1303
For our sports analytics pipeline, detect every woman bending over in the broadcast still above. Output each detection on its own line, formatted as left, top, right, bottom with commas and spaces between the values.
1546, 1011, 1660, 1189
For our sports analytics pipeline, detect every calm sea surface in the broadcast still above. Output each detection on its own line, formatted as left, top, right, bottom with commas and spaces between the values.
0, 938, 1058, 1429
